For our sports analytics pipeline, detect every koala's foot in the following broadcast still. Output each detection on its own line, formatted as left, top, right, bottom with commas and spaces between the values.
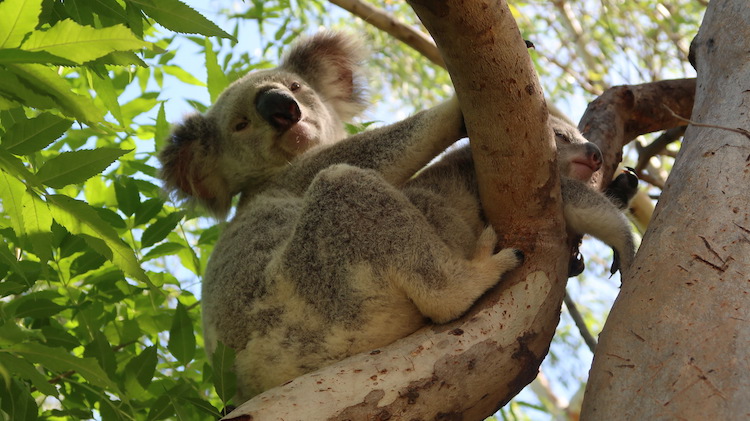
473, 226, 525, 273
419, 227, 523, 324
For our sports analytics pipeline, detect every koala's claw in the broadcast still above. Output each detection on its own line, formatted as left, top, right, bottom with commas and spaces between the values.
610, 249, 622, 277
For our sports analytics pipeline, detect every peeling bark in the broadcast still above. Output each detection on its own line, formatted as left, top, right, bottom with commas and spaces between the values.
581, 1, 750, 418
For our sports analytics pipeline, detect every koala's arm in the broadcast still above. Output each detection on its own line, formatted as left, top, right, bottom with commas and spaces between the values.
561, 177, 636, 275
285, 97, 464, 190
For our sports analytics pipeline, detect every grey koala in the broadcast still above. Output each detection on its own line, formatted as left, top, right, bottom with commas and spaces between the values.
406, 116, 637, 279
160, 32, 523, 402
159, 32, 635, 403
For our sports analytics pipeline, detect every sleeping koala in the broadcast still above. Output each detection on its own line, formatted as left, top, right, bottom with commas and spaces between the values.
404, 116, 637, 278
160, 32, 523, 402
159, 31, 635, 403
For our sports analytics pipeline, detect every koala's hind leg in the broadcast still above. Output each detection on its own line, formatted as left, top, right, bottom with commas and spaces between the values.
280, 164, 523, 326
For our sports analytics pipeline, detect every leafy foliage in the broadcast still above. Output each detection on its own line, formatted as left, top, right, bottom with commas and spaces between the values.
0, 0, 234, 419
0, 0, 703, 419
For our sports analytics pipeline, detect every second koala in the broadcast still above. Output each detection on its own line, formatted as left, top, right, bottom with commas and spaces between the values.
405, 115, 637, 277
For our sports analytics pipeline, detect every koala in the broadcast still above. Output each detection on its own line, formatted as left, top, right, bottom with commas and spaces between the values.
403, 116, 637, 279
160, 32, 636, 404
159, 32, 524, 403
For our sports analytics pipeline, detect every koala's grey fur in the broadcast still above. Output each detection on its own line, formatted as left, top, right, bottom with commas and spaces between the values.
159, 32, 635, 403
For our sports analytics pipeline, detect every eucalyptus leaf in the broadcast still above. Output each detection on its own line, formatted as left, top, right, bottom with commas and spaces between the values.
168, 302, 195, 365
36, 148, 127, 188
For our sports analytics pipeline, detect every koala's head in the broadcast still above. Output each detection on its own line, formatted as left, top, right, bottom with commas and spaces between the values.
159, 32, 368, 217
550, 115, 603, 182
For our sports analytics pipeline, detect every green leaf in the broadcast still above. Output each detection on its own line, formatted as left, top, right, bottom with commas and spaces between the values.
22, 20, 150, 64
0, 48, 77, 65
168, 302, 195, 365
130, 0, 234, 40
0, 66, 56, 111
14, 298, 65, 319
205, 38, 228, 103
114, 176, 140, 217
134, 197, 164, 225
0, 0, 43, 48
154, 102, 169, 151
0, 169, 26, 238
0, 352, 57, 396
40, 325, 79, 351
141, 211, 184, 248
91, 72, 124, 126
211, 341, 236, 405
184, 397, 220, 418
124, 345, 157, 389
22, 192, 52, 262
146, 394, 173, 421
36, 148, 126, 188
0, 148, 37, 184
161, 65, 205, 86
48, 194, 151, 287
84, 331, 116, 378
1, 112, 72, 155
4, 63, 105, 125
0, 378, 37, 421
11, 342, 119, 391
142, 242, 184, 262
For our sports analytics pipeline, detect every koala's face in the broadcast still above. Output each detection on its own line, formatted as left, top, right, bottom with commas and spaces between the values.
551, 116, 603, 182
206, 69, 348, 185
159, 32, 367, 217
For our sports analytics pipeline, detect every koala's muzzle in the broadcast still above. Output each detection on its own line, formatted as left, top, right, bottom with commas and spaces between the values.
256, 89, 302, 131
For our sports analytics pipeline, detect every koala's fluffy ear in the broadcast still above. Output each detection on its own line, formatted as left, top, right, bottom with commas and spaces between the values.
159, 115, 233, 218
280, 31, 368, 121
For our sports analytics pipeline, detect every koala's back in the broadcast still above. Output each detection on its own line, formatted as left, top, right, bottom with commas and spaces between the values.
202, 181, 437, 398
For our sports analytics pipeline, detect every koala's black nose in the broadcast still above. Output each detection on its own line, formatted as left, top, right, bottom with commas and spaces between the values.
586, 143, 603, 169
255, 89, 301, 131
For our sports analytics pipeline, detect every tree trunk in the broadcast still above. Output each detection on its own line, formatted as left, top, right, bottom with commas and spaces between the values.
222, 1, 569, 420
581, 1, 750, 419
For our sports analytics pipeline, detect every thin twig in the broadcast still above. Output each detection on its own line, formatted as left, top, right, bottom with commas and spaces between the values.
663, 104, 750, 140
634, 126, 686, 174
564, 291, 597, 353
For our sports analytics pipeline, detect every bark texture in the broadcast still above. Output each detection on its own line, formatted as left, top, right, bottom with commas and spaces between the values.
581, 1, 750, 419
223, 0, 568, 419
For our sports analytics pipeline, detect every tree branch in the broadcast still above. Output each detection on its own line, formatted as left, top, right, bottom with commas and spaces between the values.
634, 126, 686, 175
578, 78, 696, 190
328, 0, 445, 67
564, 292, 597, 353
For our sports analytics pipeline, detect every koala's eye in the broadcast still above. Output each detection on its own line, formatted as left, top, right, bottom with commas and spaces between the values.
554, 131, 571, 143
290, 82, 301, 92
234, 120, 249, 132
